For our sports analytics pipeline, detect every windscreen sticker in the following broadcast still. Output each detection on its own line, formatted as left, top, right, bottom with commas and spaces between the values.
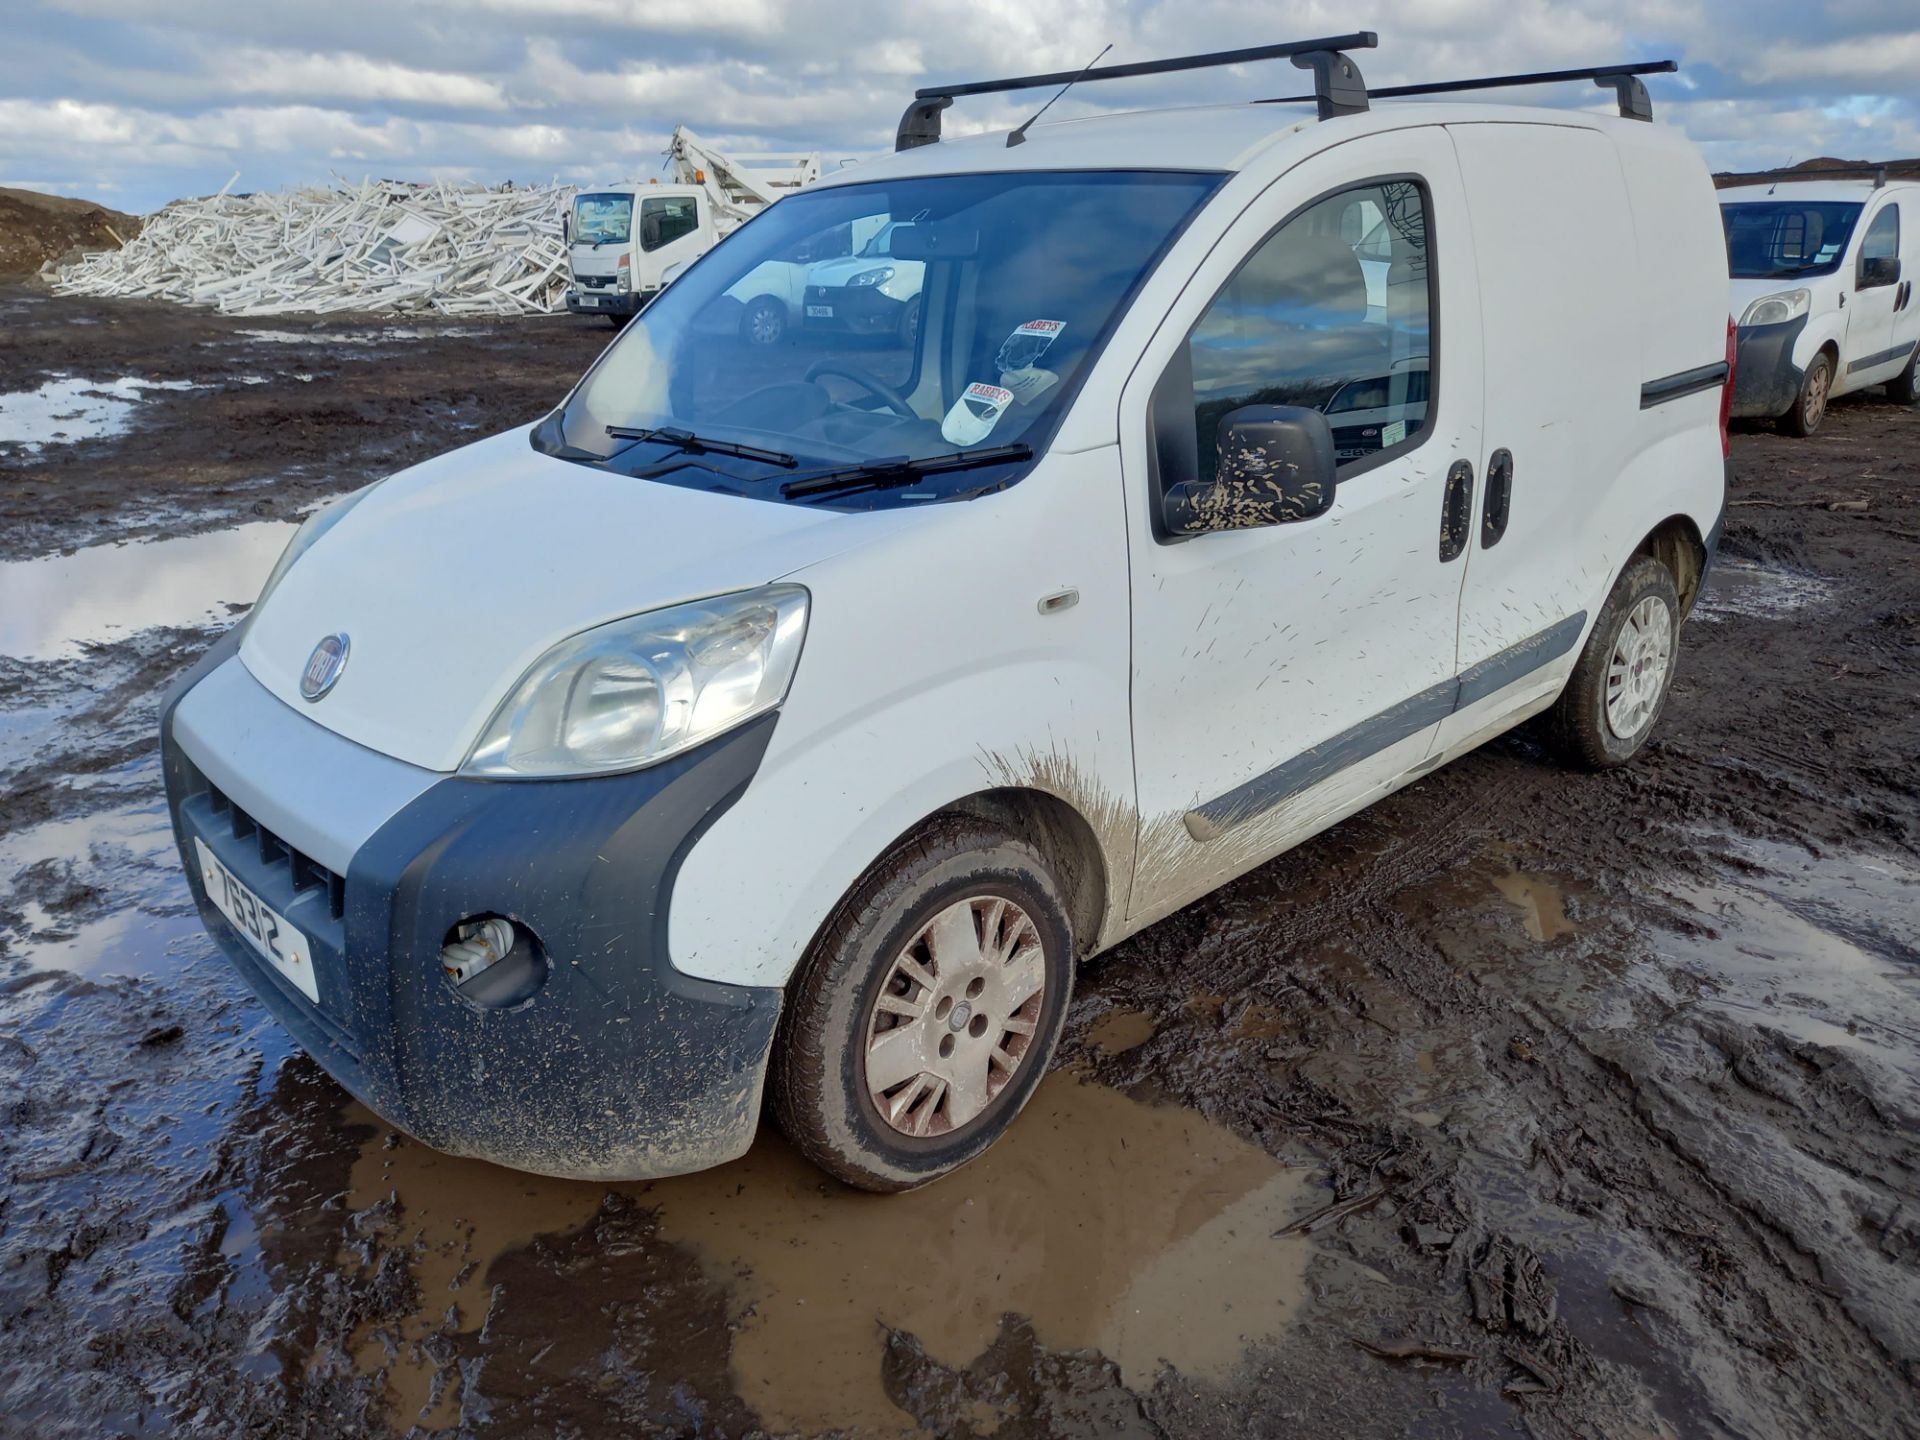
942, 382, 1015, 446
995, 318, 1066, 373
1381, 419, 1407, 448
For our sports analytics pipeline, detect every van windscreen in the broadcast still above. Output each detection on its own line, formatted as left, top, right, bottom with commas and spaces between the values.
1721, 201, 1863, 279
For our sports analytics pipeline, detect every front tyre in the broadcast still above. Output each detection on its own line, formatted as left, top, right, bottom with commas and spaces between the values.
1888, 345, 1919, 406
742, 296, 786, 347
772, 819, 1074, 1192
1543, 555, 1680, 770
1781, 350, 1832, 436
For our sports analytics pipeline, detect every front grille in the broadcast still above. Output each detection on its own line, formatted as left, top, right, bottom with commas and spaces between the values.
204, 781, 346, 921
578, 273, 618, 290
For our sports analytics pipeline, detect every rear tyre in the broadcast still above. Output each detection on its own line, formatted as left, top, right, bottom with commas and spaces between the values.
1781, 350, 1832, 436
1543, 555, 1680, 771
1888, 346, 1919, 406
742, 297, 786, 347
897, 294, 922, 349
772, 818, 1074, 1192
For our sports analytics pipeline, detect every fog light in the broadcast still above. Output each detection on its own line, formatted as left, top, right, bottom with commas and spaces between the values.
442, 916, 515, 983
440, 915, 549, 1009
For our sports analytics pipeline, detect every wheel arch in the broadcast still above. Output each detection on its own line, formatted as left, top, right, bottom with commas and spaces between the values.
1634, 514, 1709, 617
932, 786, 1110, 959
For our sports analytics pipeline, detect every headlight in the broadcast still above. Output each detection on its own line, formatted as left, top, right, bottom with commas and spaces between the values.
250, 484, 376, 622
1738, 289, 1811, 328
463, 584, 809, 778
848, 266, 895, 288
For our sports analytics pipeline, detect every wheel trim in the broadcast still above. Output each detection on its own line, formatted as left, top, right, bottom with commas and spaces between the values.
1604, 594, 1673, 739
1804, 363, 1830, 427
749, 304, 780, 343
863, 895, 1046, 1138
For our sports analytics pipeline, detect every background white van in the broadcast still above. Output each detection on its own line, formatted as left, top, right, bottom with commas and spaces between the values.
1724, 176, 1920, 433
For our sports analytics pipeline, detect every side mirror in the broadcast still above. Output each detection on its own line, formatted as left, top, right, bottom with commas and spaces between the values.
562, 212, 571, 244
1162, 405, 1338, 536
1860, 255, 1902, 289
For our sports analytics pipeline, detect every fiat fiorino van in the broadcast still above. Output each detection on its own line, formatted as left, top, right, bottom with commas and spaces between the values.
163, 39, 1732, 1191
1723, 171, 1920, 434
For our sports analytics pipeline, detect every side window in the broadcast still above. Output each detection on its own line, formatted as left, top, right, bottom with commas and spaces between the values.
641, 196, 701, 252
1179, 181, 1433, 483
1860, 205, 1900, 263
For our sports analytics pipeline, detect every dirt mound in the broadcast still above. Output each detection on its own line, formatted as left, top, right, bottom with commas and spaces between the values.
1715, 155, 1920, 188
0, 186, 138, 277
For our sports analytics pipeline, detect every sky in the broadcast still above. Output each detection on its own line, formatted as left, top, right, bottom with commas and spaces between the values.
3, 0, 1917, 213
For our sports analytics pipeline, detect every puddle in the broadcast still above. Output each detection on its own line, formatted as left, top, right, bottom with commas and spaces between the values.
347, 1074, 1314, 1435
1693, 559, 1835, 622
1085, 1005, 1157, 1055
1664, 837, 1920, 1113
1493, 869, 1578, 942
0, 374, 201, 452
0, 519, 293, 659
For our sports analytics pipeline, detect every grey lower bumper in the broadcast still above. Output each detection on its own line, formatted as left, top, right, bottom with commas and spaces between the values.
1731, 314, 1808, 419
161, 644, 783, 1180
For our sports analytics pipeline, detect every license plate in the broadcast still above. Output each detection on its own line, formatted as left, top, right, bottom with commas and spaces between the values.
806, 304, 833, 318
194, 837, 319, 1003
581, 295, 603, 308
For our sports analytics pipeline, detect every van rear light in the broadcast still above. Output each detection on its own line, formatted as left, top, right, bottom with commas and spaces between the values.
1720, 316, 1737, 458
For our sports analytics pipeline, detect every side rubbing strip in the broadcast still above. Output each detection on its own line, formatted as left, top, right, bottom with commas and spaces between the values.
1640, 361, 1731, 409
1454, 610, 1587, 710
1183, 680, 1456, 841
1184, 611, 1588, 842
1847, 339, 1917, 375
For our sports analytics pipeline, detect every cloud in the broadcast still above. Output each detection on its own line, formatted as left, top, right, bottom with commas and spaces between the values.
5, 0, 1918, 212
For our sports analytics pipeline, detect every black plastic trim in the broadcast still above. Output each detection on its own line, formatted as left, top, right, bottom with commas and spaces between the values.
1848, 339, 1918, 374
1730, 313, 1808, 418
1184, 612, 1588, 839
1640, 360, 1731, 408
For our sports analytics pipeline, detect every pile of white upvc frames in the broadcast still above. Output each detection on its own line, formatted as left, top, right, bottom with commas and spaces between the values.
52, 175, 578, 317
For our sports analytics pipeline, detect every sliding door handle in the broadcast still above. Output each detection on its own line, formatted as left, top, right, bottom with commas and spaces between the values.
1439, 459, 1474, 562
1481, 448, 1514, 548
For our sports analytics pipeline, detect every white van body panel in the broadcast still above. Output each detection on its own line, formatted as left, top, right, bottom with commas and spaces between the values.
240, 428, 914, 773
668, 447, 1136, 987
1724, 179, 1920, 408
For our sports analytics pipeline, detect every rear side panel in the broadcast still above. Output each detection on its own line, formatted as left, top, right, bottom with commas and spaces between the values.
1435, 120, 1725, 751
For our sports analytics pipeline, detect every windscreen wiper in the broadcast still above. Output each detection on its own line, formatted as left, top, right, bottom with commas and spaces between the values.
606, 425, 798, 469
781, 443, 1034, 499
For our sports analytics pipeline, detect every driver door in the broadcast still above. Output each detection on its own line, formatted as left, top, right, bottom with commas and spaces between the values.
1120, 128, 1484, 925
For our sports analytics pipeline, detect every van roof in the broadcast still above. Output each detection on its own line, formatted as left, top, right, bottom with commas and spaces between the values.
821, 101, 1678, 188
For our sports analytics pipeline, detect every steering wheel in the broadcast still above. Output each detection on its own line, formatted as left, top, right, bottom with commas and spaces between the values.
803, 361, 916, 419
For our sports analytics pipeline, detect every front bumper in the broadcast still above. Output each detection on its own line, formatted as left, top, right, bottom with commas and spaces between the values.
1730, 314, 1808, 419
565, 285, 648, 318
802, 283, 909, 336
160, 641, 782, 1180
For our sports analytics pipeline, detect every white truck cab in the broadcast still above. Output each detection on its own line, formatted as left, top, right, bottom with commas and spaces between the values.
565, 184, 715, 320
163, 38, 1732, 1191
1724, 172, 1920, 433
565, 127, 825, 324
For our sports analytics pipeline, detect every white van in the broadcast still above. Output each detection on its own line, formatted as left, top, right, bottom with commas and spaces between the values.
162, 39, 1731, 1191
1723, 172, 1920, 433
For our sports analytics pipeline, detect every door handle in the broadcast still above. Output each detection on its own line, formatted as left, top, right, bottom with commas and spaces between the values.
1439, 460, 1474, 562
1481, 448, 1514, 549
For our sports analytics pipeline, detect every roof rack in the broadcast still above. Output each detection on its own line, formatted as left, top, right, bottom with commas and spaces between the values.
1719, 162, 1891, 189
1260, 60, 1678, 121
897, 33, 1378, 151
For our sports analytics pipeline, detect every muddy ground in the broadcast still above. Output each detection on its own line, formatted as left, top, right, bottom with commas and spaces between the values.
1, 282, 1916, 1439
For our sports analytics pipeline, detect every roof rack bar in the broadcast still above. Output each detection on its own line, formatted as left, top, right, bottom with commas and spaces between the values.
1720, 161, 1890, 189
898, 33, 1378, 150
1259, 59, 1677, 122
